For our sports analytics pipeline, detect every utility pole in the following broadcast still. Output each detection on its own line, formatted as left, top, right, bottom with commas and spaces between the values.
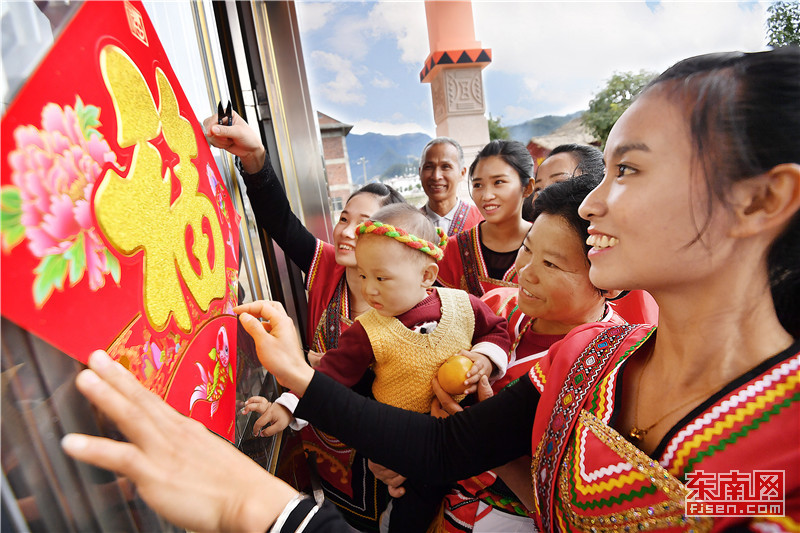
356, 157, 368, 183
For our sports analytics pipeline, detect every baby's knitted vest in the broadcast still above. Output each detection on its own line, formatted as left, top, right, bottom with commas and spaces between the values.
358, 287, 475, 413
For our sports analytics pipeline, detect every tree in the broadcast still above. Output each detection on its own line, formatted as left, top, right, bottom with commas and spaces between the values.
582, 70, 657, 148
766, 1, 800, 46
488, 114, 510, 141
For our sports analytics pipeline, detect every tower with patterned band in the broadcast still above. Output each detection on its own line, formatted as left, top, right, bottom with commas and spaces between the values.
421, 1, 491, 166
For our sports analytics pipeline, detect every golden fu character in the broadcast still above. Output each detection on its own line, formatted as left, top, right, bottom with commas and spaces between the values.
95, 45, 225, 332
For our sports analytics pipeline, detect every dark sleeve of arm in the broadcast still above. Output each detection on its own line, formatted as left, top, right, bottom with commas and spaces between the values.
469, 294, 511, 351
274, 499, 351, 532
295, 371, 538, 483
312, 323, 374, 388
240, 155, 318, 273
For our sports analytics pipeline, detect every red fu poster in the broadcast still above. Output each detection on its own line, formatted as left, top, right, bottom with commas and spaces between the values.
1, 1, 240, 440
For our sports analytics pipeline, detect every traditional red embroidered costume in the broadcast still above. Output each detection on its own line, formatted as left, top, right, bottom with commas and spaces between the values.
529, 323, 799, 532
439, 288, 626, 532
421, 199, 483, 237
294, 326, 800, 533
437, 224, 519, 297
608, 290, 660, 326
242, 157, 386, 531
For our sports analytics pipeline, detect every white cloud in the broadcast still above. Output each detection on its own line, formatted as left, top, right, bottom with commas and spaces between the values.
310, 2, 428, 64
473, 1, 769, 114
351, 119, 433, 137
297, 2, 428, 65
476, 2, 767, 75
309, 50, 365, 105
367, 2, 429, 64
502, 105, 535, 123
295, 2, 337, 33
298, 1, 773, 135
519, 74, 589, 115
323, 13, 373, 61
371, 72, 397, 89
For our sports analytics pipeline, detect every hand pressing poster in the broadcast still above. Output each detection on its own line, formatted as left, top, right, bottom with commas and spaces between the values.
1, 0, 240, 440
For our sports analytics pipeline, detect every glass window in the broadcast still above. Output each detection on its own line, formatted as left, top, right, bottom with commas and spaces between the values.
0, 0, 80, 110
143, 1, 212, 123
1, 2, 284, 529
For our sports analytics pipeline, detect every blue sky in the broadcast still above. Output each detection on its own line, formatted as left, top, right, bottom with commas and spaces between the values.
295, 0, 770, 136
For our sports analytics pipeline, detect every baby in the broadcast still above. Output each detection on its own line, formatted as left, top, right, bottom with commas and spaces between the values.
244, 203, 510, 531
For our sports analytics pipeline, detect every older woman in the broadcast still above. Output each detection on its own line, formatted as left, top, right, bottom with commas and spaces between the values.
242, 47, 800, 532
65, 47, 800, 532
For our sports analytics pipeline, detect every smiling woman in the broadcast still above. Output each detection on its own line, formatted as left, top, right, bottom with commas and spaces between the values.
203, 112, 406, 530
436, 140, 533, 296
433, 173, 629, 532
268, 47, 800, 533
521, 142, 660, 324
61, 48, 800, 533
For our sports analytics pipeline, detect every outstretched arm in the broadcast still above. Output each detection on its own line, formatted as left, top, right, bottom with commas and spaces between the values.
236, 299, 538, 484
297, 371, 536, 484
203, 111, 317, 273
431, 375, 536, 511
61, 350, 298, 532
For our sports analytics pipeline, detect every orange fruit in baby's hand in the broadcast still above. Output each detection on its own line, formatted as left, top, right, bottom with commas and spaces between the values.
437, 355, 474, 395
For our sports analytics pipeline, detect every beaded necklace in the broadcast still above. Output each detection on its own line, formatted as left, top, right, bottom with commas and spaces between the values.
510, 317, 534, 354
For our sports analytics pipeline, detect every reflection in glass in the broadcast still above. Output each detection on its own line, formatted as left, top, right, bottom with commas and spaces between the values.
0, 0, 80, 109
1, 0, 306, 528
1, 318, 179, 532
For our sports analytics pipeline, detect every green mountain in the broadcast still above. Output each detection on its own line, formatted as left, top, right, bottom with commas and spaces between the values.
506, 111, 584, 144
346, 132, 432, 186
344, 112, 583, 183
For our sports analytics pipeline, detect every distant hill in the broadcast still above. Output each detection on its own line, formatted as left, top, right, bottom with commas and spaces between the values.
507, 111, 584, 144
346, 132, 432, 186
344, 112, 584, 183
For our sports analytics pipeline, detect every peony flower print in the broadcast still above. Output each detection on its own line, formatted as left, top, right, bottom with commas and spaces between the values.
2, 97, 121, 306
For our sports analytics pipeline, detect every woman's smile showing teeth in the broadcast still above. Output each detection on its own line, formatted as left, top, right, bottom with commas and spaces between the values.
586, 234, 619, 249
520, 287, 539, 300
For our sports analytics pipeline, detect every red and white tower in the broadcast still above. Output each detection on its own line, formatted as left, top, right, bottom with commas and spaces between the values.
420, 1, 492, 164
